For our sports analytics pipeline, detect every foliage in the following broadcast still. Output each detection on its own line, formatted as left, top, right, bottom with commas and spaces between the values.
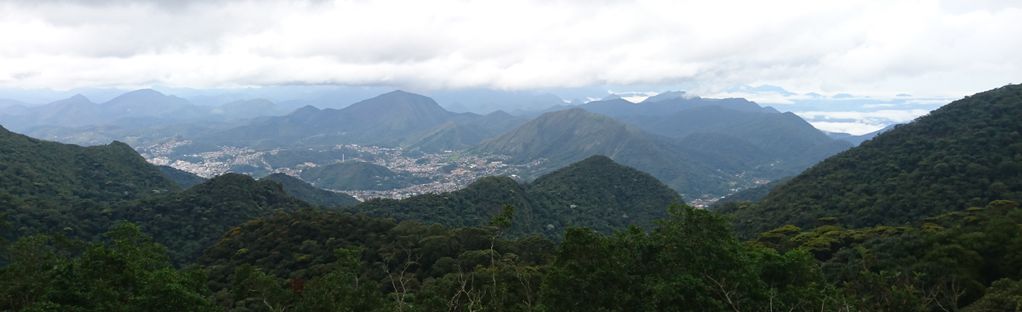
734, 84, 1022, 234
758, 200, 1022, 310
0, 223, 218, 311
0, 126, 178, 241
158, 165, 207, 189
355, 155, 682, 239
541, 204, 837, 311
261, 173, 359, 208
300, 161, 427, 191
114, 173, 312, 263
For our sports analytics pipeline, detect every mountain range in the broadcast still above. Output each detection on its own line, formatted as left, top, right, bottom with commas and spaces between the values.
477, 100, 851, 197
198, 90, 526, 150
2, 88, 856, 200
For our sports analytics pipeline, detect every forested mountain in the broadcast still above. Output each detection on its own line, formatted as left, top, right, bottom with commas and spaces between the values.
477, 108, 768, 198
299, 161, 426, 191
581, 95, 851, 175
408, 110, 528, 152
114, 173, 312, 262
201, 91, 489, 148
158, 165, 207, 189
0, 124, 178, 240
354, 155, 682, 237
729, 84, 1022, 234
261, 173, 360, 207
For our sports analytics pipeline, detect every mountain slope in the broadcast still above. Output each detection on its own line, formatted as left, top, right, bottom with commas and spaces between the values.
731, 84, 1022, 234
409, 111, 528, 152
0, 124, 178, 239
158, 165, 207, 189
203, 90, 471, 148
354, 156, 681, 238
598, 103, 850, 173
476, 108, 732, 197
300, 161, 425, 191
114, 173, 312, 262
261, 173, 360, 207
527, 155, 683, 232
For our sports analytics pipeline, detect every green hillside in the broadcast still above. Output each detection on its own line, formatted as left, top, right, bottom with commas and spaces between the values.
475, 108, 730, 198
261, 173, 360, 207
0, 125, 177, 239
158, 165, 206, 189
731, 84, 1022, 234
299, 161, 425, 191
354, 155, 681, 237
115, 173, 312, 262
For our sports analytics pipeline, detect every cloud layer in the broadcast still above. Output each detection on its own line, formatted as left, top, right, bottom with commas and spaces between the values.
1, 0, 1020, 97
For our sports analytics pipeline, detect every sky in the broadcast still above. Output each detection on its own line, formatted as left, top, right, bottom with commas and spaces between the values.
1, 0, 1020, 134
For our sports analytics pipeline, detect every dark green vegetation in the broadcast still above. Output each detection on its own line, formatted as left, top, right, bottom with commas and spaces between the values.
752, 200, 1022, 311
261, 173, 360, 208
728, 84, 1022, 234
113, 173, 312, 262
355, 155, 682, 238
12, 198, 1022, 311
159, 165, 207, 189
300, 161, 426, 191
0, 223, 219, 311
0, 125, 177, 241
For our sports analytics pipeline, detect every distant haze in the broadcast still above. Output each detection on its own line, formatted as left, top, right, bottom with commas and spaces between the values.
2, 1, 1020, 134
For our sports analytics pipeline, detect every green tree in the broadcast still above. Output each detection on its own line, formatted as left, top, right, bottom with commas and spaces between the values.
296, 247, 389, 311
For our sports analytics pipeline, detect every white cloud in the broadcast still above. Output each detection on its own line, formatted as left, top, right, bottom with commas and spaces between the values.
808, 121, 886, 135
795, 109, 931, 134
0, 0, 1019, 98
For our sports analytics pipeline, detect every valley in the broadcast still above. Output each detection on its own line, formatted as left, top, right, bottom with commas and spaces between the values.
142, 139, 535, 200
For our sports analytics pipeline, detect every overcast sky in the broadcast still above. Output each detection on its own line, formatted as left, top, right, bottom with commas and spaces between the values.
1, 0, 1019, 96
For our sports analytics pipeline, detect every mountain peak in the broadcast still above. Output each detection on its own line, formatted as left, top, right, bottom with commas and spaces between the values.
575, 154, 615, 166
120, 88, 167, 98
375, 90, 433, 101
642, 91, 686, 103
292, 105, 320, 115
105, 88, 188, 107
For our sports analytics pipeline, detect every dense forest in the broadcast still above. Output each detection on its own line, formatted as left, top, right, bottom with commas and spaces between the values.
261, 173, 360, 208
355, 155, 682, 238
724, 84, 1022, 235
5, 200, 1022, 311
